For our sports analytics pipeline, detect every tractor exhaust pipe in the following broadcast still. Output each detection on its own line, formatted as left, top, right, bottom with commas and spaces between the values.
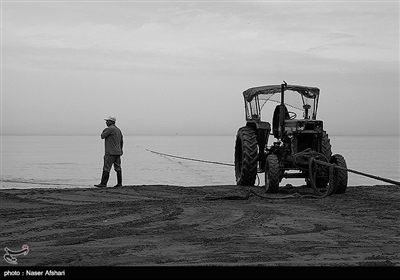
279, 82, 286, 138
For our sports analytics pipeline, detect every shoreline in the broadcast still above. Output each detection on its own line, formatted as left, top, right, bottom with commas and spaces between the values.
0, 182, 397, 190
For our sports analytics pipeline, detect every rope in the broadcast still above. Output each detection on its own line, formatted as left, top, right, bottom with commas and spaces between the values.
204, 189, 298, 200
204, 149, 399, 200
313, 159, 400, 186
142, 146, 400, 186
292, 149, 336, 198
144, 148, 235, 167
301, 156, 336, 199
140, 146, 400, 201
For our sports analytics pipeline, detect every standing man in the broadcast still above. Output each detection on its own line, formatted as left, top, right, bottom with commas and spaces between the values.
94, 116, 124, 188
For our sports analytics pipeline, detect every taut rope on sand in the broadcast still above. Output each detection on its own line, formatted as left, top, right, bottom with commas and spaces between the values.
204, 189, 299, 200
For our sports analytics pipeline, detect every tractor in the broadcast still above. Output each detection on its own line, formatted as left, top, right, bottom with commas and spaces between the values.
234, 82, 348, 194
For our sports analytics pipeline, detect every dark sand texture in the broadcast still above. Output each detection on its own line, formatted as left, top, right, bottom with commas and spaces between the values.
1, 184, 399, 268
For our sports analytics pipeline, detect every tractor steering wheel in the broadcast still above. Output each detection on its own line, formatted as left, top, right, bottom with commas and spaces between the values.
288, 111, 297, 119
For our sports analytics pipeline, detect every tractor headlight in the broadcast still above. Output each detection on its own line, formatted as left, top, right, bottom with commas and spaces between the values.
297, 122, 305, 131
315, 122, 323, 131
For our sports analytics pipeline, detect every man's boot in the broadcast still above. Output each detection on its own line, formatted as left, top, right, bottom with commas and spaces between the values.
94, 171, 109, 188
114, 170, 122, 187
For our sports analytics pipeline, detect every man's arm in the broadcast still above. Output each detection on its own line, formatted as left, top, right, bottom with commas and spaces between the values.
101, 127, 110, 139
120, 135, 123, 155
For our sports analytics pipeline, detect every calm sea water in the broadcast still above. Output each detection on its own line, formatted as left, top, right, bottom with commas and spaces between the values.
1, 135, 399, 189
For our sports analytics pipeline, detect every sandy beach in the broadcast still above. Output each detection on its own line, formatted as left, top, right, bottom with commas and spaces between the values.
1, 184, 399, 278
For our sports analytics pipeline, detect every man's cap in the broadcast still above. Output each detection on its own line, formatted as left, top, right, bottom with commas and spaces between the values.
104, 116, 116, 122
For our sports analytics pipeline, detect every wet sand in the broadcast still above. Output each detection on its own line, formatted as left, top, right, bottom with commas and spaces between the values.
0, 184, 399, 278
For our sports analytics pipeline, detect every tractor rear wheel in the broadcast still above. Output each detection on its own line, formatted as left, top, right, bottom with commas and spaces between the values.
330, 154, 348, 194
265, 154, 280, 193
316, 131, 332, 188
234, 126, 258, 186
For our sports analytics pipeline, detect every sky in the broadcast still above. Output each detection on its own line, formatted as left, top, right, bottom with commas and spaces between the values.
1, 0, 399, 136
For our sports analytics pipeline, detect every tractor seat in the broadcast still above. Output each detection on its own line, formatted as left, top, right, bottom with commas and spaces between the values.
272, 104, 290, 138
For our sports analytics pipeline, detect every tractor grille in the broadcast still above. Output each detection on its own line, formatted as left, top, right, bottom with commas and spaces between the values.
305, 123, 315, 130
294, 134, 319, 153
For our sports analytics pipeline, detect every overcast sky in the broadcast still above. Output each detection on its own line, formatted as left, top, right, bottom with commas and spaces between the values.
1, 0, 399, 136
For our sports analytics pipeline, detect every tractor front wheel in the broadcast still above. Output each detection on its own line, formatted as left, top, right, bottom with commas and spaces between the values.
265, 154, 280, 193
330, 154, 348, 194
234, 126, 258, 186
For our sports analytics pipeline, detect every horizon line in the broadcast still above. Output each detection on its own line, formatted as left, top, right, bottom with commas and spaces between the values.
1, 133, 399, 137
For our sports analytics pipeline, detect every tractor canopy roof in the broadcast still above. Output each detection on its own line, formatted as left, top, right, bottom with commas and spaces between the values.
243, 85, 320, 102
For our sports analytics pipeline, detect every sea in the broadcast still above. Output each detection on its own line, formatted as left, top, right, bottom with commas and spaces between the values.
1, 135, 399, 189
